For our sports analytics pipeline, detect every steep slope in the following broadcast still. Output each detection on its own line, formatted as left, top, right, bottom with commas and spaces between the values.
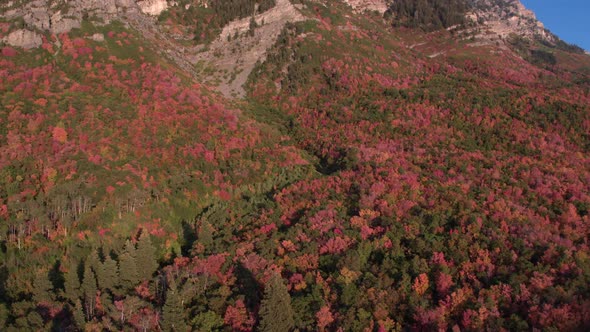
1, 0, 590, 331
468, 0, 554, 43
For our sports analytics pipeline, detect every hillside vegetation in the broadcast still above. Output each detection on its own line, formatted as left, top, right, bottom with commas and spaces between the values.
1, 0, 590, 331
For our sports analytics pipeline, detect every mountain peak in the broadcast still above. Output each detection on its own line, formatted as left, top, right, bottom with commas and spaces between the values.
468, 0, 556, 45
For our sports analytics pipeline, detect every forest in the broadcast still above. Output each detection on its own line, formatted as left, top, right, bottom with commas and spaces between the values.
1, 0, 590, 331
158, 0, 276, 43
385, 0, 467, 30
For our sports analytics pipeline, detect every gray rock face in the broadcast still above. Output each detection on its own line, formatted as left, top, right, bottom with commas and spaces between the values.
3, 29, 43, 49
24, 8, 51, 31
468, 0, 556, 44
0, 0, 146, 48
137, 0, 168, 16
52, 17, 82, 34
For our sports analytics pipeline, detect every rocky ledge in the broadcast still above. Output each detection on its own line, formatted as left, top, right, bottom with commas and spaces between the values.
0, 0, 169, 48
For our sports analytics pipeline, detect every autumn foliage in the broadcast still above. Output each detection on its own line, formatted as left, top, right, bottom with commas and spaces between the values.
1, 2, 590, 331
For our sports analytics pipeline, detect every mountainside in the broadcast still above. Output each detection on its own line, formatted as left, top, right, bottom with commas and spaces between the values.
1, 0, 590, 331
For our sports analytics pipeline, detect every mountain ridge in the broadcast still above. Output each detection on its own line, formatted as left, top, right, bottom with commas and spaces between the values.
2, 0, 584, 97
1, 0, 590, 331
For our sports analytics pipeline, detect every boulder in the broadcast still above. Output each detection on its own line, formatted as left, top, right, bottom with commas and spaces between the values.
91, 33, 105, 42
136, 0, 168, 16
3, 29, 43, 49
52, 18, 82, 34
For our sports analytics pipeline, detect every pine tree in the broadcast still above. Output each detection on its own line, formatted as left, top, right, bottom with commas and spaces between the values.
136, 231, 158, 280
64, 262, 81, 303
33, 269, 53, 304
258, 273, 295, 332
161, 283, 187, 332
118, 240, 140, 290
87, 250, 101, 273
72, 299, 86, 329
81, 263, 97, 321
198, 219, 214, 253
97, 255, 119, 292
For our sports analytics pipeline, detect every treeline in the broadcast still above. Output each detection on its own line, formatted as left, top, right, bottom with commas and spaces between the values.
1, 230, 162, 330
211, 0, 276, 26
160, 0, 276, 43
385, 0, 467, 31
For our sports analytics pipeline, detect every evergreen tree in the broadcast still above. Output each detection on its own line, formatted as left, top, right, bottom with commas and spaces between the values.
87, 250, 102, 273
258, 273, 295, 332
72, 299, 86, 329
118, 240, 140, 290
197, 219, 214, 253
81, 263, 97, 320
33, 269, 53, 304
97, 255, 119, 292
136, 231, 158, 280
64, 263, 81, 303
161, 283, 187, 332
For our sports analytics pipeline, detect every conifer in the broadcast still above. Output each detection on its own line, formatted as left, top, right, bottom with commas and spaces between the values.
119, 240, 140, 290
136, 231, 158, 280
98, 255, 119, 292
258, 273, 295, 332
81, 263, 97, 320
64, 263, 81, 303
33, 269, 53, 304
161, 283, 187, 332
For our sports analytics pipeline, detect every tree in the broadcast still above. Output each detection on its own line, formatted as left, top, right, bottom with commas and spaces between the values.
72, 299, 86, 329
81, 263, 97, 321
161, 283, 187, 332
118, 240, 140, 290
64, 263, 81, 303
97, 255, 119, 292
136, 231, 158, 280
197, 219, 214, 253
33, 269, 53, 304
258, 273, 295, 332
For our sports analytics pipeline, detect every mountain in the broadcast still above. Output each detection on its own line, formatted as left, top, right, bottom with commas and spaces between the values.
1, 0, 590, 331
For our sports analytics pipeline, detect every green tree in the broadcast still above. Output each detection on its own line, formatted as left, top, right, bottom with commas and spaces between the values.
97, 255, 119, 292
258, 273, 295, 332
33, 269, 53, 304
118, 240, 140, 290
81, 263, 97, 320
72, 299, 86, 329
161, 282, 187, 331
64, 263, 81, 303
197, 219, 214, 254
136, 231, 158, 280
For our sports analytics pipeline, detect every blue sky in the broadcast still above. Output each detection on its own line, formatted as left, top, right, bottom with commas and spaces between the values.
520, 0, 590, 51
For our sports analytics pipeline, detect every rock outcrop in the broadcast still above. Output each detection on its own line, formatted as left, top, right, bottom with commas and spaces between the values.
0, 0, 144, 47
2, 29, 43, 49
468, 0, 556, 44
344, 0, 389, 14
193, 0, 306, 98
137, 0, 168, 16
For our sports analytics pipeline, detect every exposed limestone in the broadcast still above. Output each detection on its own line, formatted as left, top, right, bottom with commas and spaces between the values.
137, 0, 168, 16
117, 0, 136, 7
0, 0, 139, 42
468, 0, 556, 45
343, 0, 389, 14
24, 7, 51, 31
91, 33, 105, 42
3, 29, 43, 49
52, 18, 82, 34
192, 0, 306, 98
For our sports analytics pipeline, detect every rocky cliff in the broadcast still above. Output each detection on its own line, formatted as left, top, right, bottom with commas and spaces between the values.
467, 0, 556, 44
0, 0, 168, 48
